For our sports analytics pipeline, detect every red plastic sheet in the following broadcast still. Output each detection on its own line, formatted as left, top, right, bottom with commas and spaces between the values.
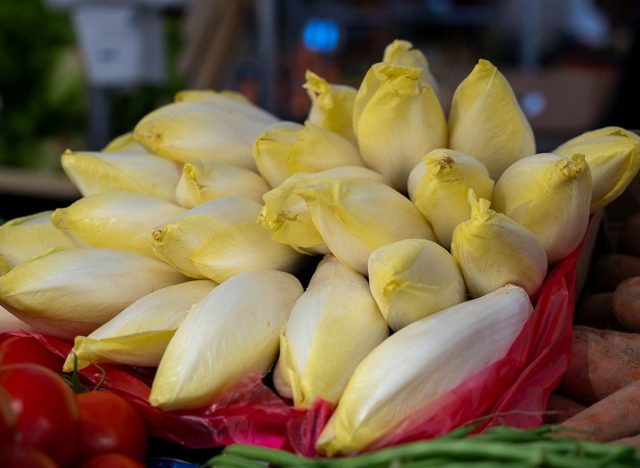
0, 241, 579, 455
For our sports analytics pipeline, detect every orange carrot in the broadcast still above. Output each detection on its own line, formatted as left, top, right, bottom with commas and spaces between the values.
560, 381, 640, 441
543, 394, 585, 424
574, 325, 640, 362
557, 327, 640, 405
613, 277, 640, 332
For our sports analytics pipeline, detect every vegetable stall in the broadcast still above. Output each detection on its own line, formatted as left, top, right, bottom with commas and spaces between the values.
1, 39, 640, 466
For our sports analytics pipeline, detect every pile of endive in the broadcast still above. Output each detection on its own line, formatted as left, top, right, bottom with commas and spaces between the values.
1, 39, 639, 456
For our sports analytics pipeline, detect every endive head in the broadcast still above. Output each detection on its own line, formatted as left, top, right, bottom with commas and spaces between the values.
174, 89, 278, 124
368, 239, 466, 331
133, 101, 276, 169
153, 197, 303, 282
304, 70, 357, 143
150, 270, 303, 410
317, 284, 532, 455
175, 160, 270, 208
0, 211, 76, 274
189, 222, 303, 284
451, 191, 548, 298
279, 255, 388, 407
102, 132, 148, 153
258, 166, 386, 255
259, 173, 326, 255
448, 59, 535, 179
492, 153, 592, 263
557, 126, 639, 141
554, 126, 640, 212
294, 176, 436, 274
288, 123, 363, 174
382, 39, 439, 95
353, 62, 447, 191
0, 248, 187, 340
152, 197, 264, 278
407, 149, 495, 248
253, 121, 363, 188
253, 121, 304, 187
64, 279, 216, 371
61, 150, 181, 202
51, 191, 185, 258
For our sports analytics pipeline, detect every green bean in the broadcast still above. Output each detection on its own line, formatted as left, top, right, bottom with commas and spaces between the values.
205, 453, 266, 468
392, 457, 457, 467
405, 462, 530, 468
224, 444, 317, 467
437, 426, 476, 440
473, 425, 563, 443
328, 441, 566, 467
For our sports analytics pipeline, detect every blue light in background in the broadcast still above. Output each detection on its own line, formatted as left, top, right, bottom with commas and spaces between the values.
303, 18, 340, 53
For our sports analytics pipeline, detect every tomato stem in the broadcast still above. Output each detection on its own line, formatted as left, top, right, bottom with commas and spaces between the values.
63, 352, 88, 393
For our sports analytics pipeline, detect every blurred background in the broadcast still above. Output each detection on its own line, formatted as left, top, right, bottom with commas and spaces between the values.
1, 0, 640, 217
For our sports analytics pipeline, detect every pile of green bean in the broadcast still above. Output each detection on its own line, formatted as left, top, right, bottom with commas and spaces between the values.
205, 426, 640, 467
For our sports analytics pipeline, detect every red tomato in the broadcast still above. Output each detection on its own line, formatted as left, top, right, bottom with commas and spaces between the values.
81, 453, 145, 468
0, 364, 80, 467
76, 390, 147, 461
6, 445, 56, 468
0, 336, 64, 373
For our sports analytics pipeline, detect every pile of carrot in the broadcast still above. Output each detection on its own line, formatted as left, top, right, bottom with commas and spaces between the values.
546, 212, 640, 448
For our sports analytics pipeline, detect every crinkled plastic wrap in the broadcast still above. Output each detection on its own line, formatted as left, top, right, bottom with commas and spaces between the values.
0, 237, 579, 454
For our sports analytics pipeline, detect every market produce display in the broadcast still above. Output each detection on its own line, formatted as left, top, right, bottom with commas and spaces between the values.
1, 38, 640, 465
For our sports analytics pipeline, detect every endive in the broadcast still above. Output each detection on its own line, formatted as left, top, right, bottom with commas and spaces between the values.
152, 197, 302, 282
492, 153, 592, 264
353, 62, 447, 191
368, 239, 466, 331
175, 160, 270, 208
259, 166, 386, 255
294, 177, 435, 274
382, 39, 439, 96
0, 305, 32, 332
174, 89, 278, 124
277, 255, 388, 407
407, 149, 494, 248
133, 101, 277, 170
52, 191, 185, 258
0, 211, 76, 275
0, 248, 186, 340
451, 192, 547, 298
253, 121, 364, 188
64, 280, 216, 371
176, 89, 251, 103
253, 121, 304, 187
61, 150, 181, 202
448, 59, 535, 179
102, 132, 148, 153
554, 126, 640, 212
317, 284, 533, 455
304, 70, 357, 142
150, 270, 303, 410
